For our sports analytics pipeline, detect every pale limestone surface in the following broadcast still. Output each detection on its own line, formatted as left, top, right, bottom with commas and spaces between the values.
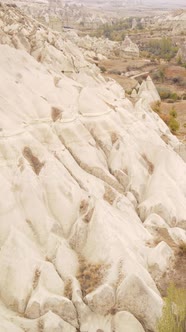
0, 4, 185, 332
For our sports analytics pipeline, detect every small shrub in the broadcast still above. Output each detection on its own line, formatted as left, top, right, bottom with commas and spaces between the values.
168, 117, 180, 133
146, 37, 178, 61
170, 92, 180, 102
179, 243, 186, 254
157, 88, 180, 101
169, 106, 177, 118
160, 113, 171, 125
172, 76, 182, 84
152, 70, 164, 82
177, 55, 183, 65
99, 66, 106, 73
157, 87, 171, 100
151, 100, 161, 113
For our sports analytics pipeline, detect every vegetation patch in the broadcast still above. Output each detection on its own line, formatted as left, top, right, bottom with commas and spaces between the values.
168, 117, 180, 133
157, 87, 180, 102
91, 17, 144, 41
145, 37, 178, 61
158, 283, 186, 332
151, 102, 180, 133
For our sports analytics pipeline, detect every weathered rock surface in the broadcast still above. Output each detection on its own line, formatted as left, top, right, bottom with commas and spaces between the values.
0, 3, 185, 332
116, 275, 163, 331
113, 311, 145, 332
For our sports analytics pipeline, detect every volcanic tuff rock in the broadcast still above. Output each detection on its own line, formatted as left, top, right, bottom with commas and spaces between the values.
0, 3, 186, 332
150, 9, 186, 34
120, 35, 139, 58
66, 32, 139, 61
1, 0, 109, 30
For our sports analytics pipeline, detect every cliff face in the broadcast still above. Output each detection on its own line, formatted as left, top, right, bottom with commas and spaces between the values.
0, 3, 186, 332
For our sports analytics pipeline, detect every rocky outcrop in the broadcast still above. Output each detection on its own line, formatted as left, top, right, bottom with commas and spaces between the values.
66, 32, 139, 61
149, 10, 186, 34
116, 275, 163, 331
113, 311, 145, 332
1, 0, 109, 30
120, 35, 139, 58
137, 75, 160, 104
0, 3, 185, 332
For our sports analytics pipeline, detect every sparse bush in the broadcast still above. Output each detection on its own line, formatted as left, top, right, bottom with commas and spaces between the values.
90, 17, 137, 41
179, 79, 186, 87
169, 106, 177, 118
99, 66, 106, 73
168, 117, 180, 133
157, 87, 172, 100
170, 92, 180, 101
108, 69, 122, 75
158, 284, 186, 332
145, 37, 178, 61
151, 100, 161, 113
172, 76, 182, 84
179, 243, 186, 254
151, 103, 179, 132
157, 87, 180, 101
160, 113, 170, 125
152, 69, 165, 82
177, 55, 183, 65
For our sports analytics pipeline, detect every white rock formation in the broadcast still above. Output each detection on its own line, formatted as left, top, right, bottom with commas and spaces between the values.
149, 10, 186, 34
116, 275, 163, 331
138, 75, 160, 104
0, 3, 185, 332
120, 35, 139, 58
66, 31, 140, 61
113, 311, 145, 332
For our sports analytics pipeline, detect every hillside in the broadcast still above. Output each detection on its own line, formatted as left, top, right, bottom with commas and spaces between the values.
0, 3, 185, 332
